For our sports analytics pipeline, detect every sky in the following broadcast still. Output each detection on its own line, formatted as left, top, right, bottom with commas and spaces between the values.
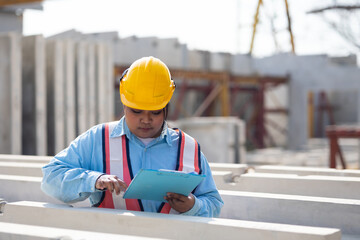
23, 0, 360, 60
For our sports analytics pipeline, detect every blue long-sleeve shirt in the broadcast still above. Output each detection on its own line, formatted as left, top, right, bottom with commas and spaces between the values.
41, 117, 223, 217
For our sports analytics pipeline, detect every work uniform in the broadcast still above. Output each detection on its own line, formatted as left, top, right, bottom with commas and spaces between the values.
41, 117, 224, 217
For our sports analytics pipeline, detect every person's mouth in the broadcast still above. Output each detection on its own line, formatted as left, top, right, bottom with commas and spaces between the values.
139, 127, 152, 131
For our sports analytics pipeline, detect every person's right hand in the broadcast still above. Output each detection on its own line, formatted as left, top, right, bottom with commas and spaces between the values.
95, 174, 128, 195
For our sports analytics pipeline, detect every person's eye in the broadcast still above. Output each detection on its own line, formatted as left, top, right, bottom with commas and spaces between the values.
152, 111, 162, 115
131, 109, 142, 114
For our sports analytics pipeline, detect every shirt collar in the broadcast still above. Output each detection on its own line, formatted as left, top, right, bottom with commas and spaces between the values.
110, 116, 173, 146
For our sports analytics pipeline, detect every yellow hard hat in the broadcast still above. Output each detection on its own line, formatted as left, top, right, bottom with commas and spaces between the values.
119, 56, 175, 110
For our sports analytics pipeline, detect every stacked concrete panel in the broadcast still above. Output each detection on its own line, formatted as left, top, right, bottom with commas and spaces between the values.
210, 52, 231, 72
64, 39, 77, 145
87, 42, 97, 127
75, 41, 88, 134
173, 117, 246, 163
114, 36, 157, 66
0, 32, 22, 155
0, 201, 341, 240
155, 38, 187, 69
187, 50, 210, 70
6, 154, 360, 238
96, 42, 114, 124
220, 190, 360, 237
21, 35, 47, 156
46, 40, 65, 155
253, 54, 360, 150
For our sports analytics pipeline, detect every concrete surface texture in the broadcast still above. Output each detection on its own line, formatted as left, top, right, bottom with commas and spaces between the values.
0, 201, 341, 240
227, 172, 360, 199
22, 35, 47, 156
0, 32, 22, 155
172, 117, 246, 164
219, 190, 360, 235
246, 138, 360, 169
1, 29, 359, 159
2, 154, 360, 239
252, 54, 360, 150
0, 222, 161, 240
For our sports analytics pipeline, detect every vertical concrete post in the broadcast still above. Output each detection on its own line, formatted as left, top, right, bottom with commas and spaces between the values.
96, 43, 107, 124
87, 43, 97, 127
64, 40, 76, 144
0, 32, 22, 154
75, 41, 88, 135
46, 40, 65, 155
22, 35, 47, 156
105, 44, 114, 121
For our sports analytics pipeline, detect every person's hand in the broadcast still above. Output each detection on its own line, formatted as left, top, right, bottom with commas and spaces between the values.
95, 174, 128, 195
164, 192, 195, 213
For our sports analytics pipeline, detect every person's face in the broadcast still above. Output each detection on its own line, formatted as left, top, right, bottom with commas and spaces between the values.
124, 106, 165, 138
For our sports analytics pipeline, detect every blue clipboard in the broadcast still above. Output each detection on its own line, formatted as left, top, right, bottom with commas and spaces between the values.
123, 169, 205, 202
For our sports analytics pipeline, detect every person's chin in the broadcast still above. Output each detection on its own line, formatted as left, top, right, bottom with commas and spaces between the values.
137, 129, 154, 138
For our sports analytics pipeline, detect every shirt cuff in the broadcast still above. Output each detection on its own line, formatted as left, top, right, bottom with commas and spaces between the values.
88, 171, 105, 192
181, 195, 201, 216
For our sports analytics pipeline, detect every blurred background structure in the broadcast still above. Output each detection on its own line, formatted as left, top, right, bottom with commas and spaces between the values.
1, 0, 359, 168
1, 1, 360, 239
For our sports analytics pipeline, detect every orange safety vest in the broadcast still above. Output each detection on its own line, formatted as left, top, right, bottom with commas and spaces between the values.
98, 121, 201, 214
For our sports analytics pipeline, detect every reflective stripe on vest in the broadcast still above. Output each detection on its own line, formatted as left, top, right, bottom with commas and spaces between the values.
98, 123, 201, 214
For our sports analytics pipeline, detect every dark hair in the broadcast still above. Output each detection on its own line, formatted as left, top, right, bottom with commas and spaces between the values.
164, 104, 169, 120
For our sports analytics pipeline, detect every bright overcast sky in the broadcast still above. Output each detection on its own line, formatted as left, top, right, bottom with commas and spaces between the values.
23, 0, 359, 59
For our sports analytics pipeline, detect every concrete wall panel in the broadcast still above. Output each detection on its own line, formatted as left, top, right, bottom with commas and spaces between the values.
64, 40, 76, 145
87, 43, 97, 127
46, 40, 65, 155
220, 190, 360, 235
22, 35, 47, 156
75, 41, 88, 134
0, 32, 22, 154
174, 117, 246, 163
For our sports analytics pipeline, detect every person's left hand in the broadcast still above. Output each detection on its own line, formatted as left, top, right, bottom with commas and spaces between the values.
164, 192, 195, 213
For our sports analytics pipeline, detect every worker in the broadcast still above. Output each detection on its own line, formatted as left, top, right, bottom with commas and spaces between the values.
41, 56, 223, 217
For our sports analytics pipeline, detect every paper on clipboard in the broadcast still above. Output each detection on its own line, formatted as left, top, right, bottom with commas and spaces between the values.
123, 169, 205, 202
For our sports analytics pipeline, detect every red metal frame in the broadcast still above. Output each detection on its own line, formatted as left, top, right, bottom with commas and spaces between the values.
114, 66, 288, 149
326, 125, 360, 169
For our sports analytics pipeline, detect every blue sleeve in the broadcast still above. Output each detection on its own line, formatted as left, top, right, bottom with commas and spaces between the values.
181, 152, 224, 217
41, 124, 105, 204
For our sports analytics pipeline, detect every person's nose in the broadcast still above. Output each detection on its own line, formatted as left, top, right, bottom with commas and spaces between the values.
141, 112, 152, 124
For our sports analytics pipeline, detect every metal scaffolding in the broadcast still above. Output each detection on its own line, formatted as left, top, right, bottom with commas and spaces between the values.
115, 66, 288, 149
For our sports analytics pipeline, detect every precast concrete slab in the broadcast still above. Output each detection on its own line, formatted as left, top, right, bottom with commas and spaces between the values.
0, 174, 90, 207
0, 154, 51, 163
114, 36, 157, 65
211, 171, 234, 187
104, 42, 114, 122
210, 52, 231, 72
0, 201, 341, 240
22, 35, 47, 156
0, 162, 233, 191
255, 165, 360, 177
0, 162, 44, 177
87, 43, 97, 127
64, 39, 76, 145
96, 43, 114, 123
174, 117, 246, 164
0, 222, 160, 240
187, 50, 209, 71
46, 40, 66, 155
209, 163, 248, 175
219, 190, 360, 235
155, 38, 186, 69
76, 41, 88, 134
0, 32, 22, 155
223, 172, 360, 199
